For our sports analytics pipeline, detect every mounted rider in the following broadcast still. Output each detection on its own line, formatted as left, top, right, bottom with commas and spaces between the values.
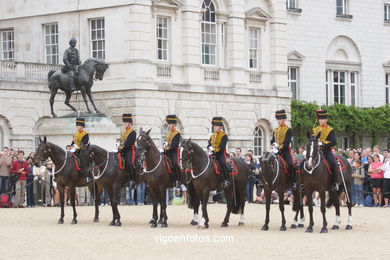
313, 109, 338, 191
118, 113, 137, 188
162, 115, 181, 188
62, 37, 81, 92
207, 117, 230, 188
69, 118, 90, 182
270, 109, 296, 189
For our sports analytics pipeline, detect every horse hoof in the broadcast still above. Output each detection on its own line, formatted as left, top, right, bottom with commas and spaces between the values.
205, 224, 209, 229
148, 219, 154, 224
261, 225, 269, 231
158, 219, 163, 225
52, 114, 58, 118
71, 219, 78, 225
109, 220, 115, 226
57, 219, 64, 224
238, 222, 245, 226
305, 227, 313, 233
93, 218, 99, 223
151, 223, 157, 228
161, 223, 168, 228
115, 221, 122, 227
320, 228, 328, 233
298, 224, 304, 228
221, 222, 228, 228
190, 220, 198, 226
279, 226, 287, 231
331, 225, 339, 230
290, 224, 297, 229
346, 225, 353, 230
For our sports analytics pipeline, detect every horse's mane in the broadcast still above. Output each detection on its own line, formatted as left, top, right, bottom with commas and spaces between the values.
90, 144, 108, 154
189, 141, 205, 154
83, 57, 107, 66
47, 142, 65, 154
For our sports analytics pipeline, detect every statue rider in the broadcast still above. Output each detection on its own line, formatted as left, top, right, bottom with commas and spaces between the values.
62, 37, 81, 92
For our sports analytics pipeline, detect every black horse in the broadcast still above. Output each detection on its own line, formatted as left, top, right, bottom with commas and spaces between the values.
135, 128, 174, 228
47, 58, 109, 117
180, 138, 253, 229
34, 137, 100, 224
78, 143, 138, 226
259, 152, 304, 231
298, 133, 353, 233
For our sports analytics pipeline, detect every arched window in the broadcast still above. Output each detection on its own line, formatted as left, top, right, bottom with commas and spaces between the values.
161, 123, 169, 147
253, 126, 263, 156
201, 0, 217, 65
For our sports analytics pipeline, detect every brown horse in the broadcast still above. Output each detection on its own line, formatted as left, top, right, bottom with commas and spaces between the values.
34, 137, 100, 224
180, 138, 253, 229
259, 152, 304, 231
135, 128, 173, 228
78, 143, 138, 226
299, 134, 353, 233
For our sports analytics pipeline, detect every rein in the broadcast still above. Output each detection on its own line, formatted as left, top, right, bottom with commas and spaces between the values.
141, 154, 163, 175
190, 157, 211, 179
49, 152, 68, 176
303, 151, 322, 175
92, 149, 110, 180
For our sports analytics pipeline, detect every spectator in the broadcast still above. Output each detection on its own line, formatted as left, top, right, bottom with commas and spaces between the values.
126, 186, 135, 205
42, 161, 53, 206
137, 181, 146, 205
381, 152, 390, 207
235, 148, 244, 162
245, 153, 256, 203
11, 150, 29, 208
351, 160, 365, 207
229, 152, 235, 159
373, 145, 384, 162
26, 156, 35, 207
368, 154, 383, 207
347, 150, 355, 165
33, 162, 46, 205
0, 147, 12, 195
361, 149, 370, 165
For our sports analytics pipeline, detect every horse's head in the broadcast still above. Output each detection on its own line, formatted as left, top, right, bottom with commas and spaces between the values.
34, 136, 50, 167
93, 60, 109, 80
259, 152, 278, 185
79, 143, 94, 175
180, 138, 193, 169
135, 128, 152, 168
305, 131, 320, 168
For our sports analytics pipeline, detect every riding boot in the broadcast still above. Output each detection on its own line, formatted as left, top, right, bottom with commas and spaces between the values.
291, 167, 297, 191
221, 167, 230, 189
174, 166, 181, 188
128, 166, 136, 189
331, 163, 340, 191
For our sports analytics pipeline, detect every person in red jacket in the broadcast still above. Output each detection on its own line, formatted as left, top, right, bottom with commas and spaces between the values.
11, 150, 29, 208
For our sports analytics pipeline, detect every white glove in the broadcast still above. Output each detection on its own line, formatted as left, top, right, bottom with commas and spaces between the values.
70, 144, 77, 153
272, 146, 279, 154
209, 146, 215, 152
159, 148, 164, 154
113, 148, 118, 153
162, 141, 168, 149
115, 142, 120, 148
318, 141, 323, 146
272, 142, 279, 148
207, 150, 213, 156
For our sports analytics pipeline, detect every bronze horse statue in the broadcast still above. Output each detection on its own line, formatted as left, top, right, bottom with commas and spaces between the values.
78, 143, 138, 226
34, 137, 101, 224
259, 152, 304, 231
298, 133, 353, 233
135, 128, 174, 228
180, 138, 253, 229
47, 58, 109, 117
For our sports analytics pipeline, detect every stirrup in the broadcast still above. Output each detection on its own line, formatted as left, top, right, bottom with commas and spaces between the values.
221, 180, 230, 188
332, 183, 339, 191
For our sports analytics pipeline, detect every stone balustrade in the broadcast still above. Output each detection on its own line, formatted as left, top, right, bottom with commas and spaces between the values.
0, 60, 62, 82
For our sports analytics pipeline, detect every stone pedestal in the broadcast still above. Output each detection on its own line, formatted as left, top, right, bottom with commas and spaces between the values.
36, 114, 119, 151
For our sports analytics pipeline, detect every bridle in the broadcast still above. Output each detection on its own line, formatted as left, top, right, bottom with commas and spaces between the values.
36, 143, 68, 176
181, 143, 210, 181
137, 134, 162, 175
260, 152, 280, 187
303, 139, 321, 175
81, 146, 110, 180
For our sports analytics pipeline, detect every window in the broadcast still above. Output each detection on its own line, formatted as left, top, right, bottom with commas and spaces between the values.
156, 17, 169, 61
350, 72, 356, 106
248, 28, 260, 69
161, 124, 168, 146
385, 4, 390, 22
44, 24, 58, 64
1, 29, 14, 61
253, 127, 263, 156
386, 73, 390, 105
288, 67, 299, 100
287, 0, 297, 9
201, 0, 217, 65
333, 71, 346, 104
326, 70, 330, 106
336, 0, 347, 15
90, 18, 105, 60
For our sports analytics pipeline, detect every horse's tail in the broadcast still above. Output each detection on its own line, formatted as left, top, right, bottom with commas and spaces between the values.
47, 70, 56, 90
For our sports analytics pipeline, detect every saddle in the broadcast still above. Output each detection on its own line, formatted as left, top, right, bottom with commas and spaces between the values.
323, 155, 346, 175
116, 152, 126, 170
70, 153, 81, 171
210, 156, 238, 176
277, 154, 289, 174
163, 154, 173, 174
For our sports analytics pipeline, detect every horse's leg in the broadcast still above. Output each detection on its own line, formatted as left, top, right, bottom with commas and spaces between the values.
346, 187, 353, 230
319, 190, 328, 233
278, 190, 287, 231
149, 189, 158, 228
112, 183, 122, 226
86, 88, 101, 114
79, 88, 92, 114
291, 210, 299, 229
239, 187, 246, 226
70, 186, 78, 224
160, 187, 168, 228
106, 186, 116, 226
221, 189, 232, 228
298, 192, 305, 228
305, 191, 314, 233
261, 188, 271, 231
64, 91, 77, 112
57, 185, 65, 224
93, 183, 102, 222
198, 189, 209, 229
332, 191, 342, 230
49, 87, 59, 118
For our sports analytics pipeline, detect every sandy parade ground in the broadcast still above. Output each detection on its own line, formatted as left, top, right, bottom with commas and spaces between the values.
1, 203, 390, 260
